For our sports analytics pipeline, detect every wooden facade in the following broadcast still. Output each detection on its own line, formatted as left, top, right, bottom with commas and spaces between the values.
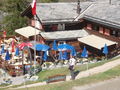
78, 19, 120, 57
84, 19, 120, 44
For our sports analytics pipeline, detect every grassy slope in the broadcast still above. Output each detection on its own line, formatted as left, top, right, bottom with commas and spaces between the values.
16, 65, 120, 90
36, 58, 118, 82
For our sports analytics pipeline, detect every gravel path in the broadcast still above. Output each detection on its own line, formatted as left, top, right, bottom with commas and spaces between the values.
75, 59, 120, 79
73, 77, 120, 90
13, 58, 120, 89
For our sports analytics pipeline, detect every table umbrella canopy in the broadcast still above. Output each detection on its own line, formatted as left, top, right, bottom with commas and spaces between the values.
58, 44, 73, 51
81, 46, 88, 58
102, 44, 108, 55
58, 51, 63, 60
5, 50, 10, 61
42, 51, 47, 61
17, 42, 32, 50
35, 44, 50, 51
1, 45, 5, 54
70, 47, 77, 57
52, 40, 57, 50
15, 47, 19, 56
63, 51, 68, 60
58, 44, 76, 57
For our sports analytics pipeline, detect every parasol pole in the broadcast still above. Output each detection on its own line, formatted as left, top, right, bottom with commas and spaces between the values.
105, 54, 107, 60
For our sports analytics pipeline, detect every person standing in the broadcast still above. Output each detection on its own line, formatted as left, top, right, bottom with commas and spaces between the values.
68, 56, 76, 80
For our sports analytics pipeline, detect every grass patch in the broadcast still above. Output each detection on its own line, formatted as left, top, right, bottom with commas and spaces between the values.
37, 57, 119, 82
0, 84, 11, 90
14, 65, 120, 90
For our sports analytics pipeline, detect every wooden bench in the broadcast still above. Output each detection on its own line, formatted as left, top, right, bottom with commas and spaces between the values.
46, 74, 66, 83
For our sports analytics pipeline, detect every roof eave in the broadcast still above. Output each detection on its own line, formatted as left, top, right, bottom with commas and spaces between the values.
83, 15, 120, 29
21, 5, 33, 19
45, 37, 78, 41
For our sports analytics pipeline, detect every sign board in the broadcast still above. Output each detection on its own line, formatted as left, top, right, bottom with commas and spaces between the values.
46, 74, 66, 83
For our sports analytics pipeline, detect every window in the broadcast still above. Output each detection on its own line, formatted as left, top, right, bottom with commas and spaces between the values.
86, 24, 92, 30
110, 30, 118, 37
92, 25, 99, 31
58, 24, 65, 31
118, 32, 120, 37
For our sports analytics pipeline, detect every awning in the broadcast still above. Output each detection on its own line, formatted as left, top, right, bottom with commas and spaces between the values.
78, 35, 117, 50
15, 26, 41, 38
40, 29, 89, 40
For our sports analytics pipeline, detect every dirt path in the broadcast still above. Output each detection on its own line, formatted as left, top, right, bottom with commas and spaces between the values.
75, 59, 120, 79
12, 58, 120, 89
73, 77, 120, 90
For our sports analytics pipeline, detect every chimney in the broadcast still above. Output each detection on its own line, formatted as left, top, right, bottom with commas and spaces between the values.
77, 0, 81, 14
109, 0, 111, 4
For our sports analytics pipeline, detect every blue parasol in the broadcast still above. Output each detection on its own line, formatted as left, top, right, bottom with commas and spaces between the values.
58, 51, 63, 60
81, 46, 88, 58
15, 47, 19, 56
81, 46, 88, 71
35, 44, 50, 51
70, 47, 77, 57
52, 40, 57, 50
102, 44, 108, 55
43, 51, 47, 61
5, 50, 10, 61
58, 44, 73, 51
63, 51, 68, 60
1, 45, 5, 54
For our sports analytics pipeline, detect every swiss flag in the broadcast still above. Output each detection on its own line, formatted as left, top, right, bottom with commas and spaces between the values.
31, 0, 36, 15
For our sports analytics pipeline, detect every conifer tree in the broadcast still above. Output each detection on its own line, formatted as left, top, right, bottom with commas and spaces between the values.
1, 0, 58, 35
1, 0, 29, 35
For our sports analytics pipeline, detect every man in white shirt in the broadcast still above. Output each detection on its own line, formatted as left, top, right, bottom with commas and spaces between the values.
69, 56, 76, 80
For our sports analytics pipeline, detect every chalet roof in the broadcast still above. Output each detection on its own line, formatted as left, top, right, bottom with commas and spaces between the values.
75, 4, 120, 29
40, 29, 89, 40
21, 2, 92, 23
22, 1, 120, 28
36, 2, 92, 23
15, 26, 41, 38
92, 0, 120, 5
84, 4, 120, 24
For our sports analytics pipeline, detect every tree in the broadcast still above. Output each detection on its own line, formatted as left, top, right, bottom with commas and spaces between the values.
1, 0, 59, 35
1, 0, 29, 35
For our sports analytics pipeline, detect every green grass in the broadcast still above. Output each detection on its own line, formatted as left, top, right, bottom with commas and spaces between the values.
37, 57, 119, 82
14, 65, 120, 90
0, 84, 11, 90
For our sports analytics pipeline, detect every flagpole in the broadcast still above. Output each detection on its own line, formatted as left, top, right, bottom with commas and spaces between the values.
31, 0, 37, 75
34, 15, 37, 75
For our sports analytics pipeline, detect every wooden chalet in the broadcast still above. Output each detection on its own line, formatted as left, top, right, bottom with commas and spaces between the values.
18, 1, 120, 57
20, 2, 92, 51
